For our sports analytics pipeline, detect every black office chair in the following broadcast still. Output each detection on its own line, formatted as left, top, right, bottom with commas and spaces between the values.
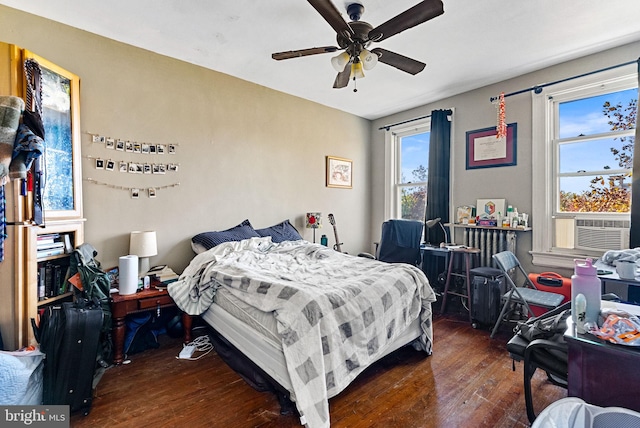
359, 219, 423, 266
508, 293, 621, 423
506, 301, 570, 423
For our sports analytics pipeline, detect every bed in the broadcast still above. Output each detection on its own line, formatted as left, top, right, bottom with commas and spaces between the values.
168, 220, 435, 428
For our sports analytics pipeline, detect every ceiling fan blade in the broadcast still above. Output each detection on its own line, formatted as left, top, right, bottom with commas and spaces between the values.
371, 48, 426, 75
307, 0, 354, 40
368, 0, 444, 42
272, 46, 340, 60
333, 63, 351, 88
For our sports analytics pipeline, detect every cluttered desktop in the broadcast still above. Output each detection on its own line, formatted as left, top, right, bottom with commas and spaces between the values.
595, 250, 640, 306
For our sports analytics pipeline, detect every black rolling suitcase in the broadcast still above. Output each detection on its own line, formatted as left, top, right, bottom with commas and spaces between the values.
34, 300, 103, 415
471, 275, 505, 328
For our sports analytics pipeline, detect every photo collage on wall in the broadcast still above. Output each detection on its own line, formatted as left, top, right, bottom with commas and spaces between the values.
88, 133, 180, 198
92, 134, 179, 175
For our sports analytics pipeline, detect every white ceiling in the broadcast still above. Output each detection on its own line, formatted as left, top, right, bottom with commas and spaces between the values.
2, 0, 640, 120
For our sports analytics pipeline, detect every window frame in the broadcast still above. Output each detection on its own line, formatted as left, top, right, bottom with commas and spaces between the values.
23, 49, 83, 221
384, 119, 431, 221
531, 65, 637, 268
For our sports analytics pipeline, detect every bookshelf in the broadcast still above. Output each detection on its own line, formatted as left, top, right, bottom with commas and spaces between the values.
36, 231, 76, 305
26, 221, 84, 335
0, 42, 84, 349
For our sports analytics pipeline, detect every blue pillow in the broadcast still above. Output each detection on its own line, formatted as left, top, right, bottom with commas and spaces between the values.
255, 219, 302, 243
192, 220, 260, 250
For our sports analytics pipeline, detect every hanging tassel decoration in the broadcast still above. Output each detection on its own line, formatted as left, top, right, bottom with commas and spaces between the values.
495, 91, 507, 141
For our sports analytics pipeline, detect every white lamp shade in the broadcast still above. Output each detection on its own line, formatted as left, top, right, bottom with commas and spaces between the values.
129, 231, 158, 257
331, 51, 351, 72
350, 61, 365, 79
359, 49, 378, 70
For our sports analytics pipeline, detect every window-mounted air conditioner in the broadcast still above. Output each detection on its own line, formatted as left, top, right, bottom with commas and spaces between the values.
574, 218, 630, 252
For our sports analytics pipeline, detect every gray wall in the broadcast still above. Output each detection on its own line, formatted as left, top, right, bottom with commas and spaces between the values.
0, 5, 372, 272
371, 40, 640, 277
2, 5, 638, 279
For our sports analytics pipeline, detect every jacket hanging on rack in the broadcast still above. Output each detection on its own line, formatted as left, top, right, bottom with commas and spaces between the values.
17, 58, 45, 225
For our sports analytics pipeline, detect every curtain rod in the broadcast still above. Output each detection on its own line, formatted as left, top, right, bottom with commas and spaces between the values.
378, 109, 452, 131
489, 58, 640, 103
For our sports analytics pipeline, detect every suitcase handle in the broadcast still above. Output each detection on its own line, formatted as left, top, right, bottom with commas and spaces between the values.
536, 272, 563, 287
539, 272, 563, 279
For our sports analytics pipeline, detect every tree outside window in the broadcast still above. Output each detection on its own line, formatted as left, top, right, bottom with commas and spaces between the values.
399, 132, 429, 221
558, 89, 636, 214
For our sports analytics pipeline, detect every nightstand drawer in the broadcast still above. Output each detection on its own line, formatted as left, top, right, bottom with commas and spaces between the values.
138, 294, 173, 310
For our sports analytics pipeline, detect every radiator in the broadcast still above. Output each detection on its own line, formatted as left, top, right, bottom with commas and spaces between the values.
462, 228, 517, 267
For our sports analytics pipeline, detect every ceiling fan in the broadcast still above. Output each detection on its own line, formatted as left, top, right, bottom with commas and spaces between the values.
272, 0, 444, 91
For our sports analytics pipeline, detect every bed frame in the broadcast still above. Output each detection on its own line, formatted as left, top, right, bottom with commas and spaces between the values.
200, 300, 425, 418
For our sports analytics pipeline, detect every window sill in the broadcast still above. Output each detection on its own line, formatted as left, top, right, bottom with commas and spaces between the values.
531, 250, 603, 269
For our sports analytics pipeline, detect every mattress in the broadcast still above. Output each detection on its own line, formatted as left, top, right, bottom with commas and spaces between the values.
203, 287, 424, 400
214, 287, 279, 342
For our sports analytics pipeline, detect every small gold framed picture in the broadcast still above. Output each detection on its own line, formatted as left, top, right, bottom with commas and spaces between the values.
326, 156, 352, 189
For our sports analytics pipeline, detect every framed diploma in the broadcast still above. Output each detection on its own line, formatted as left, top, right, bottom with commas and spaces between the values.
466, 123, 517, 169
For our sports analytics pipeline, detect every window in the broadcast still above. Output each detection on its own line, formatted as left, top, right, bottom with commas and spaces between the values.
532, 66, 637, 268
23, 49, 83, 220
384, 121, 430, 221
41, 66, 75, 211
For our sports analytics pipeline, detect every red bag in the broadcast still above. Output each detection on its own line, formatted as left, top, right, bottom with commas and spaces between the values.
528, 272, 572, 316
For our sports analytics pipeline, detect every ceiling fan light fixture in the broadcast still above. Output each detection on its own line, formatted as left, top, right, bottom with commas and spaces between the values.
273, 1, 443, 89
359, 49, 378, 70
350, 60, 365, 80
331, 51, 351, 72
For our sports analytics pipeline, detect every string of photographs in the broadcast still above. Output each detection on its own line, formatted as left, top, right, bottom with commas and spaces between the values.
86, 132, 180, 198
88, 132, 179, 155
85, 178, 180, 199
85, 155, 179, 174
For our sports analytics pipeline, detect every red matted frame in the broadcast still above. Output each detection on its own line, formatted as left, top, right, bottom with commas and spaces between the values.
466, 123, 517, 169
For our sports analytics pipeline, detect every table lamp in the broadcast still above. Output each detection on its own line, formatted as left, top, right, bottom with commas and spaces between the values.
129, 230, 158, 276
306, 212, 322, 243
425, 218, 450, 247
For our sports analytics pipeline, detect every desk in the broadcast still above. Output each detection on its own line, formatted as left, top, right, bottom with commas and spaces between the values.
565, 318, 640, 411
595, 260, 640, 305
111, 287, 192, 364
421, 245, 450, 289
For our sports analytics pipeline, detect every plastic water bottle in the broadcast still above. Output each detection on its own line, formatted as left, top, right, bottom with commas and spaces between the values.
571, 258, 601, 330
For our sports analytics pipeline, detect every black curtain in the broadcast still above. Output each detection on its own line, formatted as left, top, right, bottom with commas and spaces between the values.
424, 109, 452, 244
630, 59, 640, 248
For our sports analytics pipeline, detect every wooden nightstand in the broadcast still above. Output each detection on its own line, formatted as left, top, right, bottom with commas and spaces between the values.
111, 286, 192, 364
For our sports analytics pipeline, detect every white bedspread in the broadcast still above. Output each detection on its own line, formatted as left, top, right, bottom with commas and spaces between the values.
169, 237, 435, 428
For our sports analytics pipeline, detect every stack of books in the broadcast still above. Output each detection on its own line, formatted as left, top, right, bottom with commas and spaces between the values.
38, 261, 70, 300
147, 265, 179, 283
36, 234, 65, 259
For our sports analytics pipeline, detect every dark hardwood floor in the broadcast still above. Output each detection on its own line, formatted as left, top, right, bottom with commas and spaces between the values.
70, 307, 566, 428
